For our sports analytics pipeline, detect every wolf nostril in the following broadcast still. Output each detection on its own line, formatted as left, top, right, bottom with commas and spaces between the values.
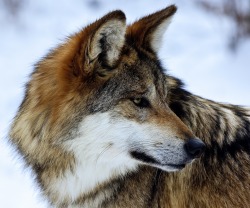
185, 138, 206, 158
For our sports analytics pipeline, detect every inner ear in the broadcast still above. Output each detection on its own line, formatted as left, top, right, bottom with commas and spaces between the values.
72, 10, 126, 78
88, 19, 126, 68
149, 17, 173, 52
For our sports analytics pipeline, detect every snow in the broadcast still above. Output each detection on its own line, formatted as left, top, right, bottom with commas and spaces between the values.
0, 0, 249, 207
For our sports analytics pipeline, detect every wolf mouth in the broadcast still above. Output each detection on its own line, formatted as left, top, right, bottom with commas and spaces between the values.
165, 164, 186, 169
130, 151, 186, 170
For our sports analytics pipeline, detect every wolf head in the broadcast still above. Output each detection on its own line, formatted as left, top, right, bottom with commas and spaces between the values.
10, 5, 205, 180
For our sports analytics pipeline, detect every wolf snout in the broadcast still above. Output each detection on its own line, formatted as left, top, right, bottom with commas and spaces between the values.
184, 138, 205, 158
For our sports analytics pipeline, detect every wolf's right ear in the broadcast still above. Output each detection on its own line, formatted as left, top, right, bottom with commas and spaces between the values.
72, 10, 126, 77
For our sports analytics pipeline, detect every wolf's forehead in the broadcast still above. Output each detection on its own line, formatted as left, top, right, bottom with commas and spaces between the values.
117, 52, 166, 100
121, 46, 164, 79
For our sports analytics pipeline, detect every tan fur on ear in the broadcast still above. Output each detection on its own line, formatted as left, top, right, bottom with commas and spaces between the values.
126, 5, 177, 53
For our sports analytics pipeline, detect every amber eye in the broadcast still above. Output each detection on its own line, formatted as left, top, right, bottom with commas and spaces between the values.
131, 97, 150, 108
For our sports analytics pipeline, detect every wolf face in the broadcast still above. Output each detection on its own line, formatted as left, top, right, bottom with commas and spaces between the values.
69, 55, 200, 173
10, 5, 205, 205
63, 6, 205, 173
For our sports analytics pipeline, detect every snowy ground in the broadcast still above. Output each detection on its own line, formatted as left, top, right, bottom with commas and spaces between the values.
0, 0, 249, 207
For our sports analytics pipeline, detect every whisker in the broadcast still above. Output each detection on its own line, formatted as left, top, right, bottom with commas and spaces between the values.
95, 144, 113, 164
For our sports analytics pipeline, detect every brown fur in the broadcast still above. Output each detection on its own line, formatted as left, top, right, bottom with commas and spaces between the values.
9, 5, 250, 208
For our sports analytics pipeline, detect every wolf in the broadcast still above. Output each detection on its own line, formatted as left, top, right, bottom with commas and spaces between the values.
9, 5, 250, 208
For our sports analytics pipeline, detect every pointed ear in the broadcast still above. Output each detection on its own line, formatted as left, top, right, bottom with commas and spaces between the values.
126, 5, 177, 53
73, 10, 126, 76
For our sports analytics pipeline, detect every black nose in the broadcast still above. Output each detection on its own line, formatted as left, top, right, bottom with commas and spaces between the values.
185, 138, 206, 158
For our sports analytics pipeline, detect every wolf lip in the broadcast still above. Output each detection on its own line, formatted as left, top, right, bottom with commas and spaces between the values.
166, 164, 186, 169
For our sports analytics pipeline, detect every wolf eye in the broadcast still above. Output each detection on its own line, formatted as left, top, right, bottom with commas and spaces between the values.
131, 97, 150, 108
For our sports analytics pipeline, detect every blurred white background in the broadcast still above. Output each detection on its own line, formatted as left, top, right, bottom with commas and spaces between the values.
0, 0, 249, 207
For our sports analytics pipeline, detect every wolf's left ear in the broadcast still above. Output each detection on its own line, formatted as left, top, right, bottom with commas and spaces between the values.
126, 5, 177, 53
